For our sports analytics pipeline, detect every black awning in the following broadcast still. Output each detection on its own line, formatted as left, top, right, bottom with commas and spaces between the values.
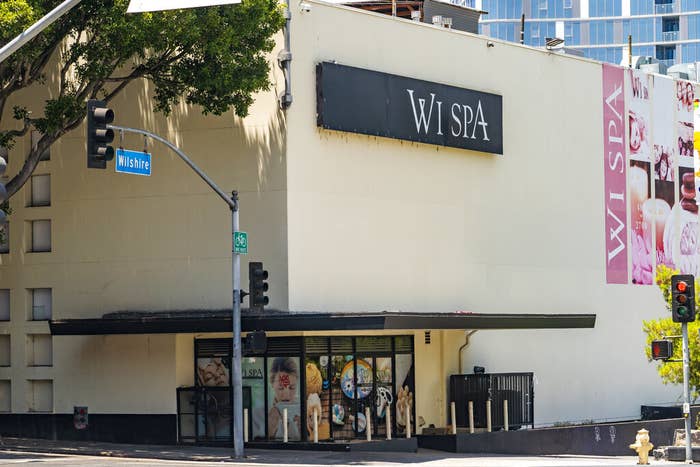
49, 309, 596, 335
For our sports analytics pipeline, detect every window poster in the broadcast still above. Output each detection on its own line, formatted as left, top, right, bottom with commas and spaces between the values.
627, 69, 653, 284
267, 357, 301, 440
196, 357, 229, 387
394, 354, 414, 435
305, 357, 331, 440
242, 357, 265, 440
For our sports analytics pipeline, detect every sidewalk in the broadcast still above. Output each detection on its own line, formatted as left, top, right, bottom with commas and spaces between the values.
0, 437, 651, 466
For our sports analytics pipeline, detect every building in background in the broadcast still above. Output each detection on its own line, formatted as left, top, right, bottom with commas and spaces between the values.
477, 0, 700, 66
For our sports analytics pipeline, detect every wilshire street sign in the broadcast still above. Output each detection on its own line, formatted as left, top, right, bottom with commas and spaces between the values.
316, 62, 503, 155
115, 148, 151, 176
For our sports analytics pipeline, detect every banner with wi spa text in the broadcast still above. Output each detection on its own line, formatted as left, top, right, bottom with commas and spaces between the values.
603, 64, 628, 284
603, 62, 700, 285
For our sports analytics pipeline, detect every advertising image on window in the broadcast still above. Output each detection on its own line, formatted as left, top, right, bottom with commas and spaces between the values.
267, 357, 301, 441
197, 357, 230, 387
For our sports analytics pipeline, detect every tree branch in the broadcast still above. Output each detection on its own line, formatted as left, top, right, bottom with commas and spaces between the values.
5, 133, 57, 197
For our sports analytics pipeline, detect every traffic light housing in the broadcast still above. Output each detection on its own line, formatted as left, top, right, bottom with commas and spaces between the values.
86, 99, 115, 169
249, 262, 269, 313
651, 339, 674, 360
672, 274, 696, 323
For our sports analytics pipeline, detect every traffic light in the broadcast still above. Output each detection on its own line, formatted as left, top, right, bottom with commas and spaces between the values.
651, 339, 674, 361
86, 99, 115, 169
249, 262, 269, 312
672, 274, 696, 323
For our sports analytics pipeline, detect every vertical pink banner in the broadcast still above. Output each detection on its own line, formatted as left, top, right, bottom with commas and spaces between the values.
627, 69, 653, 284
603, 64, 628, 284
652, 76, 676, 269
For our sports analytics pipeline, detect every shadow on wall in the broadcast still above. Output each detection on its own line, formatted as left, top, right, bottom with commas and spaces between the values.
109, 74, 288, 196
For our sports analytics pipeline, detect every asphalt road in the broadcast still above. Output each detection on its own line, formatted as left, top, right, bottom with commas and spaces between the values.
0, 449, 670, 467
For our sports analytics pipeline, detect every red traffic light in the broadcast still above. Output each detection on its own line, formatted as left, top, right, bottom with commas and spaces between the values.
677, 281, 688, 293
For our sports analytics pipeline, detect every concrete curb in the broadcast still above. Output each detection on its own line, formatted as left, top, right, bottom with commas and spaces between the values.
0, 438, 236, 462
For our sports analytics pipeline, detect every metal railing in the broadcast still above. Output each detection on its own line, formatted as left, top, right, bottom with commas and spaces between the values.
662, 30, 679, 42
655, 2, 677, 14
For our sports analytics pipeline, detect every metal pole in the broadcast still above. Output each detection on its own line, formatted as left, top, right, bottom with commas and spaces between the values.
108, 124, 242, 455
0, 0, 82, 64
682, 322, 693, 463
231, 192, 243, 458
108, 125, 235, 209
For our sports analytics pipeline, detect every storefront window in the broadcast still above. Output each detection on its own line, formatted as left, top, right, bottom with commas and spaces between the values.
242, 357, 265, 440
304, 355, 331, 440
394, 353, 415, 436
267, 356, 301, 441
194, 340, 232, 442
329, 354, 354, 439
186, 335, 415, 443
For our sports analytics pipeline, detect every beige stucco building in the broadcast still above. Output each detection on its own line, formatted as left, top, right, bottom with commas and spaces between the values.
0, 0, 682, 447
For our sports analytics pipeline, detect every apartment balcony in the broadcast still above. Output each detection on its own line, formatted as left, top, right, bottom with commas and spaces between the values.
657, 58, 676, 68
662, 30, 679, 41
655, 2, 679, 14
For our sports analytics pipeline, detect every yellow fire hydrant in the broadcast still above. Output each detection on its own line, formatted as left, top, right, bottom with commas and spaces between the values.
629, 428, 653, 465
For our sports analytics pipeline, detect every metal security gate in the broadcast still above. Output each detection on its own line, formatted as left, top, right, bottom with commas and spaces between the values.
449, 372, 534, 430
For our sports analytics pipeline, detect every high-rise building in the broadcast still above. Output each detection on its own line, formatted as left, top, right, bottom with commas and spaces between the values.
477, 0, 700, 66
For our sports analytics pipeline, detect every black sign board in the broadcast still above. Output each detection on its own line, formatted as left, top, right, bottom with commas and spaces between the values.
316, 62, 503, 155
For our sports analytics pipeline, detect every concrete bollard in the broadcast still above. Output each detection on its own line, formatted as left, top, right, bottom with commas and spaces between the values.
243, 408, 249, 443
386, 409, 392, 440
366, 407, 372, 441
313, 407, 318, 443
283, 408, 288, 443
503, 400, 509, 432
406, 410, 411, 439
451, 401, 457, 435
468, 401, 474, 434
486, 400, 492, 432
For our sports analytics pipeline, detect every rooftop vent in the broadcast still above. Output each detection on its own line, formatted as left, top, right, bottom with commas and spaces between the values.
432, 15, 453, 28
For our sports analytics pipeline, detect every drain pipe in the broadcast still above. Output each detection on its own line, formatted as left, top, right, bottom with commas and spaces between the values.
278, 3, 293, 109
458, 330, 478, 374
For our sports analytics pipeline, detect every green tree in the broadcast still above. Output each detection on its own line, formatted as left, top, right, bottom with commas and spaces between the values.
643, 265, 700, 399
0, 0, 284, 200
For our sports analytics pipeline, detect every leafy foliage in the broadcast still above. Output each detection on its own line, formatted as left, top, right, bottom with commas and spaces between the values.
0, 0, 284, 200
643, 265, 700, 400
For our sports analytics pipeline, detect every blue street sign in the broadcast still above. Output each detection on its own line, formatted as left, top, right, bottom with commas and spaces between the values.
115, 148, 151, 176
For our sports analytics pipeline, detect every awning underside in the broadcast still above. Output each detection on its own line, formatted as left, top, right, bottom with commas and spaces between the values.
49, 309, 596, 335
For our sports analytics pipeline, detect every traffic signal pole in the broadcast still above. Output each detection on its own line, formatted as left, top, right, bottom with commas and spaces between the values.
231, 191, 244, 458
108, 123, 244, 458
682, 322, 693, 463
0, 0, 82, 64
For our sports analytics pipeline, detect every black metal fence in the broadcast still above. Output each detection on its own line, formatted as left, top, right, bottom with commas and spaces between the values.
449, 372, 534, 430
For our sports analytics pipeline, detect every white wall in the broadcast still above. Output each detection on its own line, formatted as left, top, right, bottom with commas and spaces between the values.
284, 1, 676, 424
